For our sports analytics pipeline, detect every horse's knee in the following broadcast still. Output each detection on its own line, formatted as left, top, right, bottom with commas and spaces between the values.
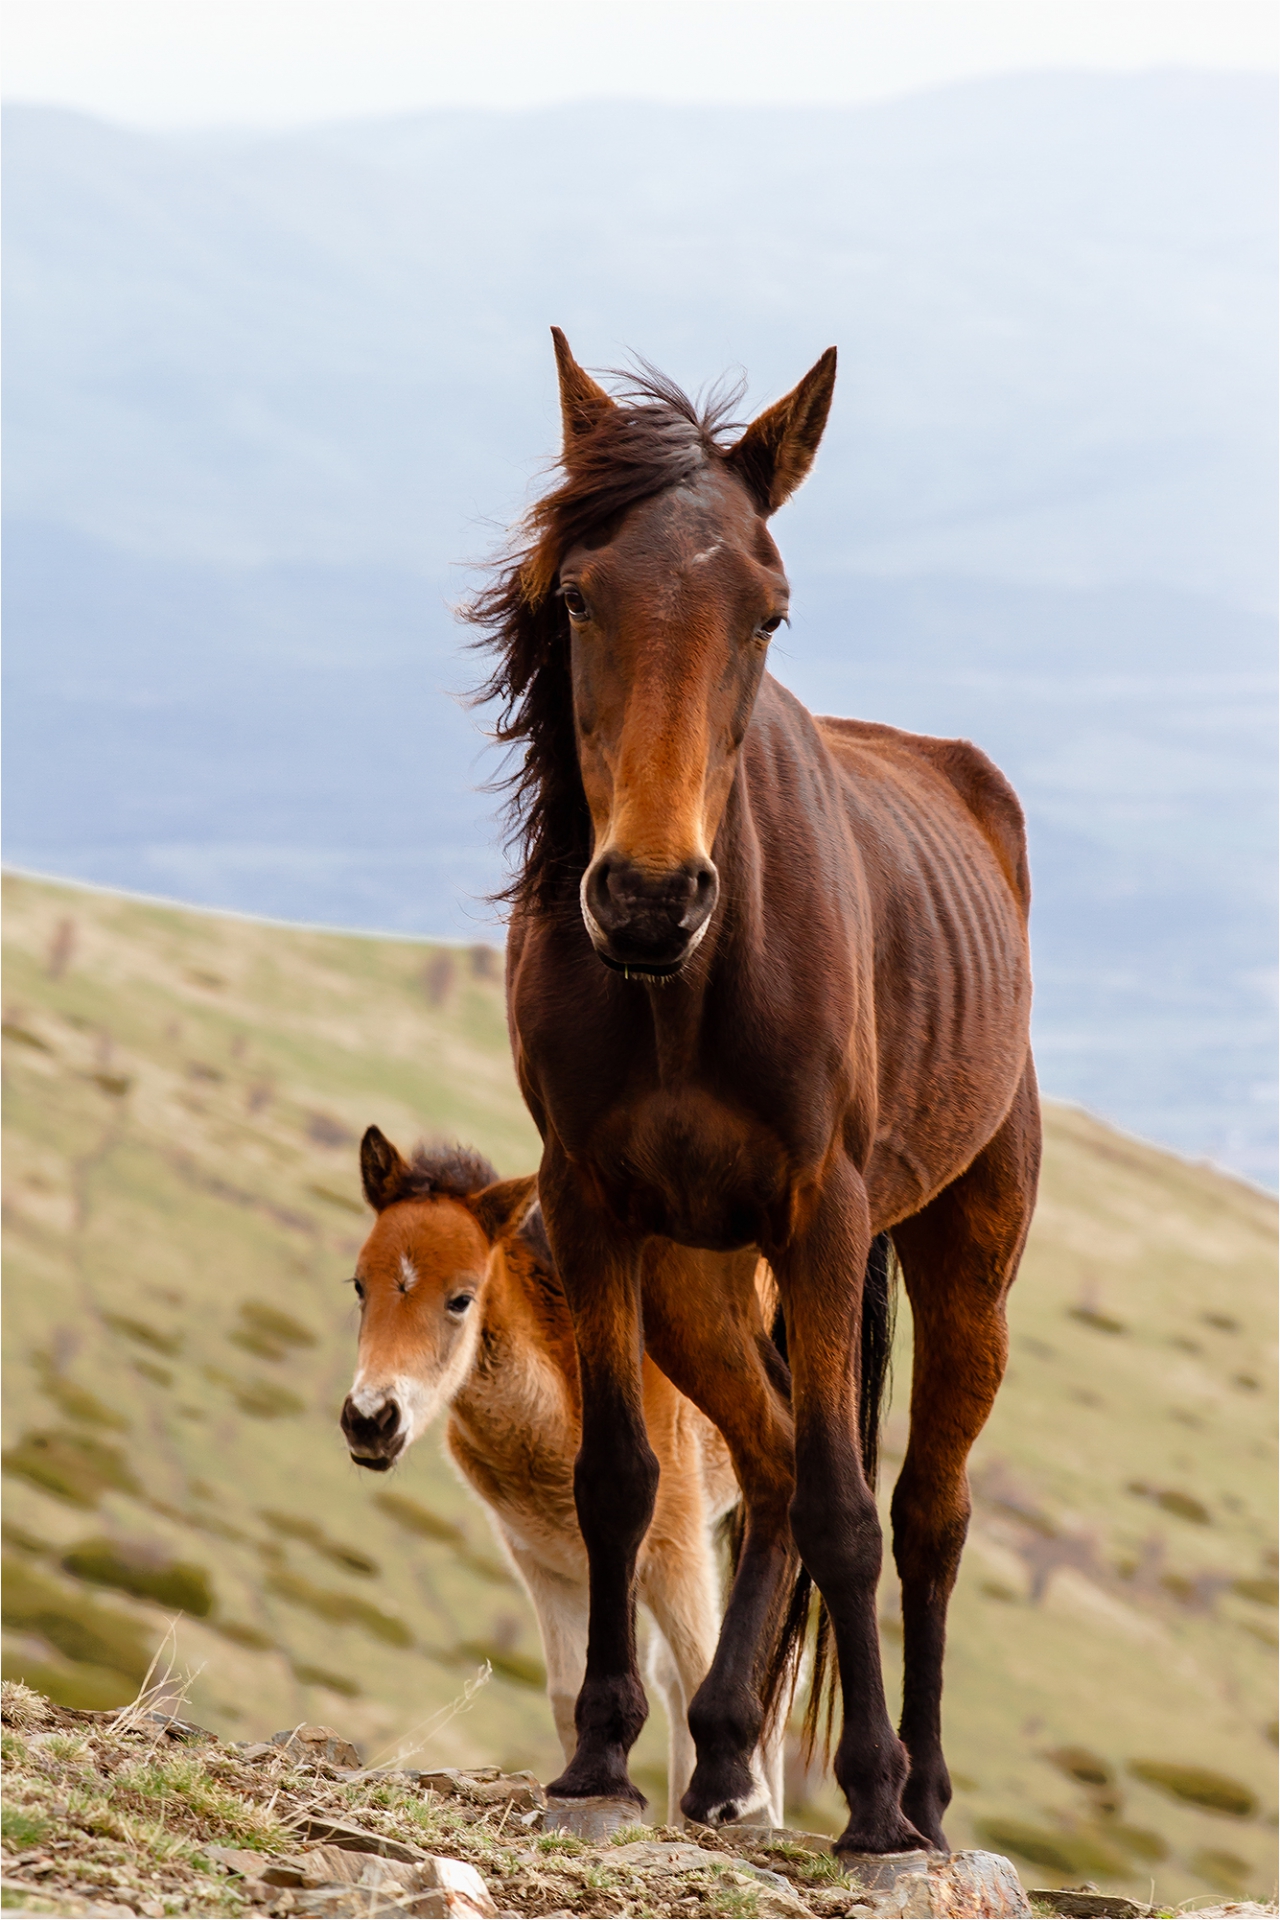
575, 1436, 660, 1558
790, 1481, 882, 1594
890, 1469, 970, 1587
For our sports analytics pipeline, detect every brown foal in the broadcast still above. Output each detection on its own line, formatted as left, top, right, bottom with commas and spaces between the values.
469, 333, 1041, 1856
340, 1129, 784, 1825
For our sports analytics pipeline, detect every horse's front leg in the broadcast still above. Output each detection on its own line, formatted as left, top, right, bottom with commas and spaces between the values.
541, 1154, 658, 1807
778, 1159, 925, 1856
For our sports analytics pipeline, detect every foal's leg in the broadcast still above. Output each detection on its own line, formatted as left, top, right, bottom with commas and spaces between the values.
779, 1157, 924, 1855
501, 1535, 589, 1766
643, 1626, 697, 1824
540, 1152, 658, 1806
636, 1364, 721, 1823
640, 1245, 797, 1827
888, 1063, 1041, 1849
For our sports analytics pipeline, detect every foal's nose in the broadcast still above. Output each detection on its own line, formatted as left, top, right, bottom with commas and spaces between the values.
583, 854, 719, 971
340, 1394, 401, 1470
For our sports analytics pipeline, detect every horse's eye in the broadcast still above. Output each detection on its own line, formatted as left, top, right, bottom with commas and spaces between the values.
447, 1294, 474, 1317
352, 1278, 365, 1301
759, 614, 785, 636
561, 587, 588, 621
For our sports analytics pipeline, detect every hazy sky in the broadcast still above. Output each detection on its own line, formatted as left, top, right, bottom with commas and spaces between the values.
5, 0, 1277, 128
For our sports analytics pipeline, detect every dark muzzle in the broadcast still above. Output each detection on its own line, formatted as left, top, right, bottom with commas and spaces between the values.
340, 1395, 402, 1470
584, 855, 718, 972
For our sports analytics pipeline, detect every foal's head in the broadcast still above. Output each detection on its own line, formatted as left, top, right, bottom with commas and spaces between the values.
340, 1126, 534, 1471
473, 332, 836, 977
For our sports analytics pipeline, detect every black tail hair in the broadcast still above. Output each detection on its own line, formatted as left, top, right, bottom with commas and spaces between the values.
758, 1232, 898, 1757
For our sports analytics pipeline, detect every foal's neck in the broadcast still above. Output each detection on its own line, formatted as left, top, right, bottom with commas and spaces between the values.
449, 1230, 577, 1438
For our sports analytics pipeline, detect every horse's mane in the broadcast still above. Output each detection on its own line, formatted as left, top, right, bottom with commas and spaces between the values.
465, 362, 746, 907
401, 1142, 500, 1200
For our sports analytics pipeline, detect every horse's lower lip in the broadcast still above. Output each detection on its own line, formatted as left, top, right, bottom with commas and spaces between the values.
598, 952, 688, 979
349, 1450, 397, 1472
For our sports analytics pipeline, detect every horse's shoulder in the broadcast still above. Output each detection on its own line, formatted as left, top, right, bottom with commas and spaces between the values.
815, 715, 1030, 916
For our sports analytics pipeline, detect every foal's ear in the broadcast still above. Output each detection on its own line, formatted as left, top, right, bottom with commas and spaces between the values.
360, 1126, 412, 1210
469, 1174, 539, 1246
551, 326, 615, 449
727, 347, 838, 514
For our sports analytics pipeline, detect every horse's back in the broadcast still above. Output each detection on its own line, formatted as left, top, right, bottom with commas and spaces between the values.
814, 714, 1030, 919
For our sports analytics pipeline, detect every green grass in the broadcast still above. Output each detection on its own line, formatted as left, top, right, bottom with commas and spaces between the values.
1, 868, 1275, 1910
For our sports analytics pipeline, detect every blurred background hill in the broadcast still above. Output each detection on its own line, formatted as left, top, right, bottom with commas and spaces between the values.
2, 871, 1276, 1906
3, 70, 1276, 1181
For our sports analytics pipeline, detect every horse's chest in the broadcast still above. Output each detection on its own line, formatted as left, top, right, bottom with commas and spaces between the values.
591, 1089, 791, 1250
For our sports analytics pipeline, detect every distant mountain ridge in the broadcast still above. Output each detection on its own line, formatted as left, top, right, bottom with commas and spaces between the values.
2, 74, 1275, 1178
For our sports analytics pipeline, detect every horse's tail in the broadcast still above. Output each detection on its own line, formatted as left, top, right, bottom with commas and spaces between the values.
758, 1232, 898, 1759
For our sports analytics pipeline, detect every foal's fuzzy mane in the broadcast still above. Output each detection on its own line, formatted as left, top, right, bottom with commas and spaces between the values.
401, 1142, 500, 1200
465, 362, 746, 908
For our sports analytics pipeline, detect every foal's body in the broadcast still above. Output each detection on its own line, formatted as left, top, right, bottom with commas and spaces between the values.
474, 337, 1041, 1857
341, 1136, 782, 1824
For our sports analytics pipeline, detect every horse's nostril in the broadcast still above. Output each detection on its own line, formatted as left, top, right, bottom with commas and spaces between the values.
341, 1394, 401, 1453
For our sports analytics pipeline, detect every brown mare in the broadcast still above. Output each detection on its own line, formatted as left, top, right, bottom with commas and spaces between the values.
340, 1129, 784, 1825
469, 332, 1040, 1857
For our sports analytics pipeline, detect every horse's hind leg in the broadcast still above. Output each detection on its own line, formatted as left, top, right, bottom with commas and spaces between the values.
888, 1061, 1041, 1849
779, 1159, 922, 1855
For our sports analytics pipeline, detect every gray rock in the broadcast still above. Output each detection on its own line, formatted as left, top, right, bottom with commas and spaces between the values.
1027, 1894, 1151, 1918
721, 1822, 839, 1854
606, 1841, 813, 1915
419, 1768, 546, 1811
288, 1814, 425, 1862
840, 1848, 1031, 1918
271, 1723, 363, 1769
202, 1844, 272, 1877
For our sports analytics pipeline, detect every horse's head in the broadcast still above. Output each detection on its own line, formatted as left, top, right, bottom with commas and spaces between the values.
551, 331, 836, 977
340, 1126, 535, 1471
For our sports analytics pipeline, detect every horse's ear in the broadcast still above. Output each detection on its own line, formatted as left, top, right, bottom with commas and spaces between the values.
360, 1126, 412, 1210
469, 1174, 538, 1246
726, 347, 837, 514
551, 326, 615, 449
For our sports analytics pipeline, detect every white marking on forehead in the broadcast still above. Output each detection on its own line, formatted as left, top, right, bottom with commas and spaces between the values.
690, 542, 722, 565
398, 1252, 418, 1290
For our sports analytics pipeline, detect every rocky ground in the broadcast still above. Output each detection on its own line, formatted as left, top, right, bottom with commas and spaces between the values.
2, 1685, 1274, 1920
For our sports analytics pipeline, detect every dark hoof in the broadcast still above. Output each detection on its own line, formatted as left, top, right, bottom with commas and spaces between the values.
543, 1796, 642, 1841
836, 1848, 931, 1892
546, 1765, 645, 1811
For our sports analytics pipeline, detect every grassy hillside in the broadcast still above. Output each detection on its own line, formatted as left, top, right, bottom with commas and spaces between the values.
2, 870, 1275, 1908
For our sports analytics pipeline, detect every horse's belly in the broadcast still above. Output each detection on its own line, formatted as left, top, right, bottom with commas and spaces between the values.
596, 1089, 789, 1250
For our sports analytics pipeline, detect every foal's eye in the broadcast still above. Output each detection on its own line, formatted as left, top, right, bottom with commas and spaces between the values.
351, 1278, 365, 1301
561, 586, 589, 621
758, 614, 785, 637
446, 1294, 474, 1318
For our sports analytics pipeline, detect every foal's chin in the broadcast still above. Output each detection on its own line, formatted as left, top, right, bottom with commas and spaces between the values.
348, 1445, 403, 1473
